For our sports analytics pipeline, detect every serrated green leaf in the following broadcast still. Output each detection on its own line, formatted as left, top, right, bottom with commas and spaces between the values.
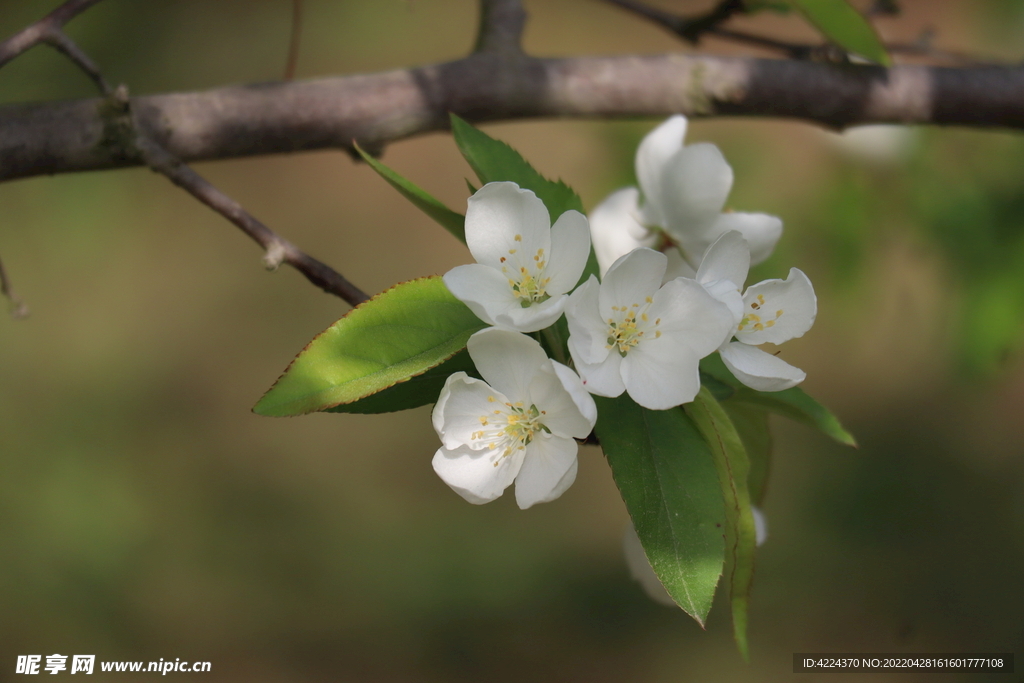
700, 353, 857, 447
448, 114, 601, 286
325, 349, 478, 414
450, 113, 584, 217
595, 395, 725, 626
722, 401, 773, 507
355, 142, 466, 243
254, 277, 487, 417
685, 387, 757, 661
789, 0, 891, 65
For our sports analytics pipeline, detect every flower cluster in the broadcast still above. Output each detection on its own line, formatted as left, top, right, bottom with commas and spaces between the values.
590, 115, 783, 275
431, 116, 816, 508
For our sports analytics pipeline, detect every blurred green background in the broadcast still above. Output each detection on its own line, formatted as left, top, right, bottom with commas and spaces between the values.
1, 1, 1022, 680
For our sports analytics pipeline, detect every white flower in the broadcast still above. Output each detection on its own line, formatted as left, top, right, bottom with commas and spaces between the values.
696, 231, 817, 392
588, 187, 659, 277
587, 115, 782, 275
623, 508, 768, 607
565, 248, 734, 410
431, 327, 597, 509
444, 182, 591, 333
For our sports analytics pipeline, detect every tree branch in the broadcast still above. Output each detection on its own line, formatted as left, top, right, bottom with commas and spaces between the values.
474, 0, 527, 54
0, 1, 369, 307
2, 53, 1023, 182
605, 0, 998, 66
603, 0, 746, 46
0, 0, 106, 68
100, 86, 371, 306
284, 0, 303, 81
42, 28, 112, 94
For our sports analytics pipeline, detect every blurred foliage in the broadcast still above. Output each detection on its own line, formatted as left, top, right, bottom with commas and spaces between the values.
1, 1, 1023, 681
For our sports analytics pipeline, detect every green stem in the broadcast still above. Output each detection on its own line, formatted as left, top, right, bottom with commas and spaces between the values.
540, 322, 568, 365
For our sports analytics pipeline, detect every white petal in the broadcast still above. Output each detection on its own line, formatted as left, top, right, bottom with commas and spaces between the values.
752, 506, 768, 547
623, 523, 676, 606
622, 338, 702, 409
545, 209, 593, 294
661, 245, 697, 283
572, 349, 626, 398
434, 372, 510, 451
492, 293, 569, 333
514, 434, 579, 509
467, 327, 547, 402
650, 277, 736, 358
465, 182, 551, 271
702, 278, 744, 328
735, 268, 816, 345
635, 115, 688, 226
432, 443, 525, 505
431, 371, 461, 436
443, 263, 512, 326
706, 212, 783, 266
550, 361, 598, 431
719, 342, 806, 392
565, 277, 611, 365
527, 361, 597, 438
588, 187, 658, 276
697, 230, 750, 290
599, 248, 666, 316
658, 142, 733, 240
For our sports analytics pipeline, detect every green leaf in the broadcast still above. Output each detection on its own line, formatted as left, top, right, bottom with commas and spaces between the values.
325, 349, 478, 414
700, 370, 736, 402
254, 277, 487, 416
700, 353, 857, 447
450, 113, 584, 218
595, 395, 725, 626
721, 402, 772, 507
354, 142, 466, 243
789, 0, 891, 65
685, 387, 757, 661
448, 114, 601, 286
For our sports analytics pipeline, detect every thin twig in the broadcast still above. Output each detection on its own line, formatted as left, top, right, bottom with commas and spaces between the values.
2, 1, 369, 307
706, 27, 813, 59
604, 0, 823, 59
43, 30, 112, 94
603, 0, 744, 45
603, 0, 998, 66
0, 254, 29, 319
284, 0, 303, 81
119, 94, 368, 306
0, 0, 106, 69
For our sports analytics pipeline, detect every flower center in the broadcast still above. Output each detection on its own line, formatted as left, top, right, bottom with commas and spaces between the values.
472, 397, 550, 460
738, 294, 783, 332
499, 235, 551, 308
605, 296, 661, 357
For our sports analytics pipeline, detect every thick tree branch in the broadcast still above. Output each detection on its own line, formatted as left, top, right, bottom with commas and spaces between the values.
2, 53, 1023, 182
